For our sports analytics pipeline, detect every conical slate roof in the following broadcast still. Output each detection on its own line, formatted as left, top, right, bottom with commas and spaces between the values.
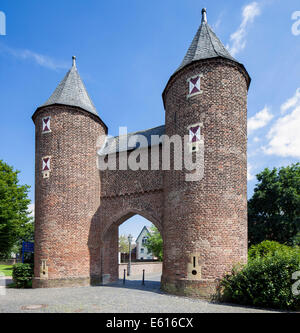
176, 8, 236, 72
162, 8, 250, 106
40, 56, 98, 116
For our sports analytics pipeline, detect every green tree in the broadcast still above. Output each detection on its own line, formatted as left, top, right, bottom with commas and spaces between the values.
0, 160, 32, 258
248, 240, 298, 260
145, 225, 163, 261
220, 247, 300, 310
11, 218, 34, 259
248, 163, 300, 246
119, 234, 129, 254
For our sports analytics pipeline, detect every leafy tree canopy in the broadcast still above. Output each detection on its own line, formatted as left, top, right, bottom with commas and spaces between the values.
248, 163, 300, 246
0, 160, 32, 258
119, 234, 129, 254
145, 225, 163, 261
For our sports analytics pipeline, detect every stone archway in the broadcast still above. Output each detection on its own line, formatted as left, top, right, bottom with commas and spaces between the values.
98, 190, 164, 284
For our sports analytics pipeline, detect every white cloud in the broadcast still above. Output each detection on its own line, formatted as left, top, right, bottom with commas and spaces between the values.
253, 136, 260, 142
212, 18, 222, 31
0, 42, 68, 70
227, 2, 261, 56
248, 106, 273, 134
280, 87, 300, 114
28, 203, 34, 218
212, 12, 224, 32
247, 163, 255, 181
263, 102, 300, 158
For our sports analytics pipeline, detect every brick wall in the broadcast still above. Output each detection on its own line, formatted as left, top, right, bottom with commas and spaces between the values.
161, 58, 249, 297
119, 262, 162, 278
100, 147, 163, 197
32, 105, 106, 287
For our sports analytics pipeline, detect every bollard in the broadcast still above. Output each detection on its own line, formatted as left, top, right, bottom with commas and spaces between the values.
142, 269, 145, 286
123, 269, 126, 285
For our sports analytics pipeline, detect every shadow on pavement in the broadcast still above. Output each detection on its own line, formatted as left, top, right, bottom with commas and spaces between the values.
100, 274, 165, 294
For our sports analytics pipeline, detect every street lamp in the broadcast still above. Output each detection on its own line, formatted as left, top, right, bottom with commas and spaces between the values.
127, 234, 133, 276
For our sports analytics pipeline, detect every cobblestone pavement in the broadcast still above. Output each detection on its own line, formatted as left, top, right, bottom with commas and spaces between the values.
0, 274, 278, 313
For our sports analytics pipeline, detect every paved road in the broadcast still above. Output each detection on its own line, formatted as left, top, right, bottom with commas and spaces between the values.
0, 274, 278, 313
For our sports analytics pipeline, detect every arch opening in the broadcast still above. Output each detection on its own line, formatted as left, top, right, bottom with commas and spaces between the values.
100, 213, 163, 286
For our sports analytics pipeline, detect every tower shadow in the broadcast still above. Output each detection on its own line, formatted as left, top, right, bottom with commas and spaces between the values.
100, 273, 164, 295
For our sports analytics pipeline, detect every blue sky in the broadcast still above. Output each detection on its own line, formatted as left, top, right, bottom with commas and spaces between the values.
0, 0, 299, 238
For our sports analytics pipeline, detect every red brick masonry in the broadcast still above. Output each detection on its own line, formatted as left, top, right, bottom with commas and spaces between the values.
118, 262, 162, 278
32, 57, 249, 299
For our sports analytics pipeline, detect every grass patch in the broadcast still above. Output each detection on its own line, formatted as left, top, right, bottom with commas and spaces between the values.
0, 265, 13, 277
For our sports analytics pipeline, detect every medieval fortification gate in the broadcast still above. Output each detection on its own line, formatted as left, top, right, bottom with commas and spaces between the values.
32, 9, 250, 297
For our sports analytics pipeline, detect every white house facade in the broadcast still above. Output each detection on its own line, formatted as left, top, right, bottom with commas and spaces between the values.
136, 226, 154, 260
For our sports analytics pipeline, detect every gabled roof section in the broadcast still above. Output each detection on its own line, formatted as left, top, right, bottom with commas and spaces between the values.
176, 8, 236, 72
40, 56, 98, 117
98, 125, 165, 156
136, 226, 151, 243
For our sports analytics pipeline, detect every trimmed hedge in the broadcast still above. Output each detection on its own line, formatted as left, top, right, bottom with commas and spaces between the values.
220, 243, 300, 310
12, 263, 33, 288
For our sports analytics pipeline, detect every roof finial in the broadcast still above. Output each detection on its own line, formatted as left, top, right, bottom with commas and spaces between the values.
202, 8, 207, 23
72, 55, 76, 68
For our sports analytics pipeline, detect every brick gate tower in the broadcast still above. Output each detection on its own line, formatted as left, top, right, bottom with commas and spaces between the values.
32, 9, 250, 297
32, 57, 107, 287
161, 8, 250, 296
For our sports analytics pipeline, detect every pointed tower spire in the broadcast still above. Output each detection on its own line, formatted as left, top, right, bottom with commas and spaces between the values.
201, 8, 207, 23
163, 8, 251, 106
39, 56, 98, 116
176, 8, 236, 73
72, 55, 76, 68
